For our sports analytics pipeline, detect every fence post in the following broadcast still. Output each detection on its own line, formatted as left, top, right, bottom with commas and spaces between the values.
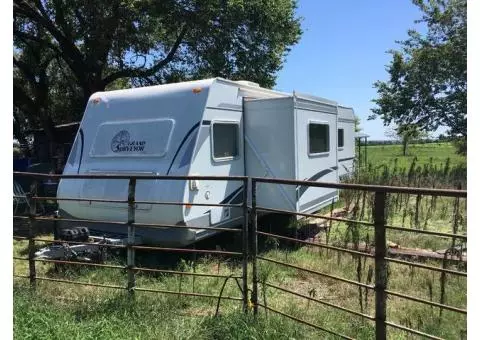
251, 178, 258, 315
374, 191, 387, 340
27, 182, 37, 289
127, 178, 137, 293
242, 178, 249, 313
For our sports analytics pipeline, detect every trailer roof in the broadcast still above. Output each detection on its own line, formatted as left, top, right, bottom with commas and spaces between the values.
89, 77, 347, 112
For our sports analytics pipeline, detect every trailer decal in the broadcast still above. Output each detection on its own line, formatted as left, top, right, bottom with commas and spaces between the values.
297, 166, 338, 198
77, 128, 84, 174
166, 122, 200, 174
111, 130, 146, 153
219, 187, 243, 204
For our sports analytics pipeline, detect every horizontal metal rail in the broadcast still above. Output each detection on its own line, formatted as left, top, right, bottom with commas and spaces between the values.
24, 196, 242, 208
36, 276, 125, 290
386, 321, 443, 340
14, 256, 241, 279
134, 200, 242, 208
132, 267, 242, 279
14, 275, 242, 302
34, 258, 125, 270
13, 236, 28, 240
14, 214, 242, 233
256, 206, 375, 227
385, 225, 467, 240
256, 207, 466, 241
132, 222, 241, 233
264, 282, 375, 320
257, 256, 374, 290
385, 257, 467, 277
14, 171, 247, 181
13, 274, 30, 279
33, 216, 127, 226
385, 290, 467, 314
256, 303, 354, 340
29, 196, 127, 204
32, 237, 123, 247
13, 217, 467, 241
29, 238, 242, 256
131, 245, 242, 256
29, 237, 127, 249
257, 231, 375, 258
134, 287, 243, 301
252, 176, 467, 197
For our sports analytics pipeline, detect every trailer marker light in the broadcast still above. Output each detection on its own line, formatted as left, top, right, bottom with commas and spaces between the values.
192, 87, 202, 94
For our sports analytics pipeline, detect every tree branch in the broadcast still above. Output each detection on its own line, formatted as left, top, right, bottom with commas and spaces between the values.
102, 25, 188, 85
13, 57, 37, 85
14, 0, 88, 85
13, 83, 37, 114
14, 26, 61, 54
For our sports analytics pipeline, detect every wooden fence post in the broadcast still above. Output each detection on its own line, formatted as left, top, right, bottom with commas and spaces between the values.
242, 178, 249, 313
27, 182, 37, 289
127, 178, 137, 293
374, 191, 387, 340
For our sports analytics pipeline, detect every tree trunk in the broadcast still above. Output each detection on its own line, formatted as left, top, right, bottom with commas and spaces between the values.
13, 112, 29, 146
82, 76, 106, 106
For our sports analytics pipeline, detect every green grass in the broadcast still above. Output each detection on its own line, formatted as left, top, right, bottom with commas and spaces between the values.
14, 227, 467, 340
361, 142, 466, 169
14, 287, 307, 340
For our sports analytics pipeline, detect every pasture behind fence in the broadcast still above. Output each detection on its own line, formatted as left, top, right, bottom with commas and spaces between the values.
13, 172, 467, 340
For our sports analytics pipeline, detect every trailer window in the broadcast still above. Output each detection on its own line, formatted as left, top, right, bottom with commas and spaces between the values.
309, 123, 329, 154
338, 128, 344, 148
212, 122, 239, 160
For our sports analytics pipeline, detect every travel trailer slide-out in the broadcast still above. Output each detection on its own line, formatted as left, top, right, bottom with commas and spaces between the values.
56, 78, 356, 247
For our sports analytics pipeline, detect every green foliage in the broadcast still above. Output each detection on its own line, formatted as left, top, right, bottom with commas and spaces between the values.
354, 115, 362, 133
453, 136, 466, 156
370, 0, 466, 140
13, 0, 302, 141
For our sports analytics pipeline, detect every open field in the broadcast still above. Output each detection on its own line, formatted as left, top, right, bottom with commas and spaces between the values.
360, 142, 466, 169
13, 142, 467, 339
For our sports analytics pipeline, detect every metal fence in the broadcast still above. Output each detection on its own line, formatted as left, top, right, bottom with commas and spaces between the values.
250, 177, 467, 340
13, 172, 250, 313
13, 171, 467, 339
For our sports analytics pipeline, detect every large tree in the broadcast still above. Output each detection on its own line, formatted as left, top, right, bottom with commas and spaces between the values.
13, 0, 302, 142
370, 0, 466, 142
385, 124, 429, 156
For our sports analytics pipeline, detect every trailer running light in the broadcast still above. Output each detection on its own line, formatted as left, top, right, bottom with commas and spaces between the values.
192, 87, 202, 94
189, 179, 200, 191
185, 203, 192, 208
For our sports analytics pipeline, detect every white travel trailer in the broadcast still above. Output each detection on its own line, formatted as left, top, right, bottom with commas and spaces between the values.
57, 78, 356, 246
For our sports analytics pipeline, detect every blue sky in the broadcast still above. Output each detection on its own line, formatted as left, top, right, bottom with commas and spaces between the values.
274, 1, 427, 140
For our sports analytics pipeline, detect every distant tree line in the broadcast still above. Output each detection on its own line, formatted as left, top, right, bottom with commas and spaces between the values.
365, 138, 456, 146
